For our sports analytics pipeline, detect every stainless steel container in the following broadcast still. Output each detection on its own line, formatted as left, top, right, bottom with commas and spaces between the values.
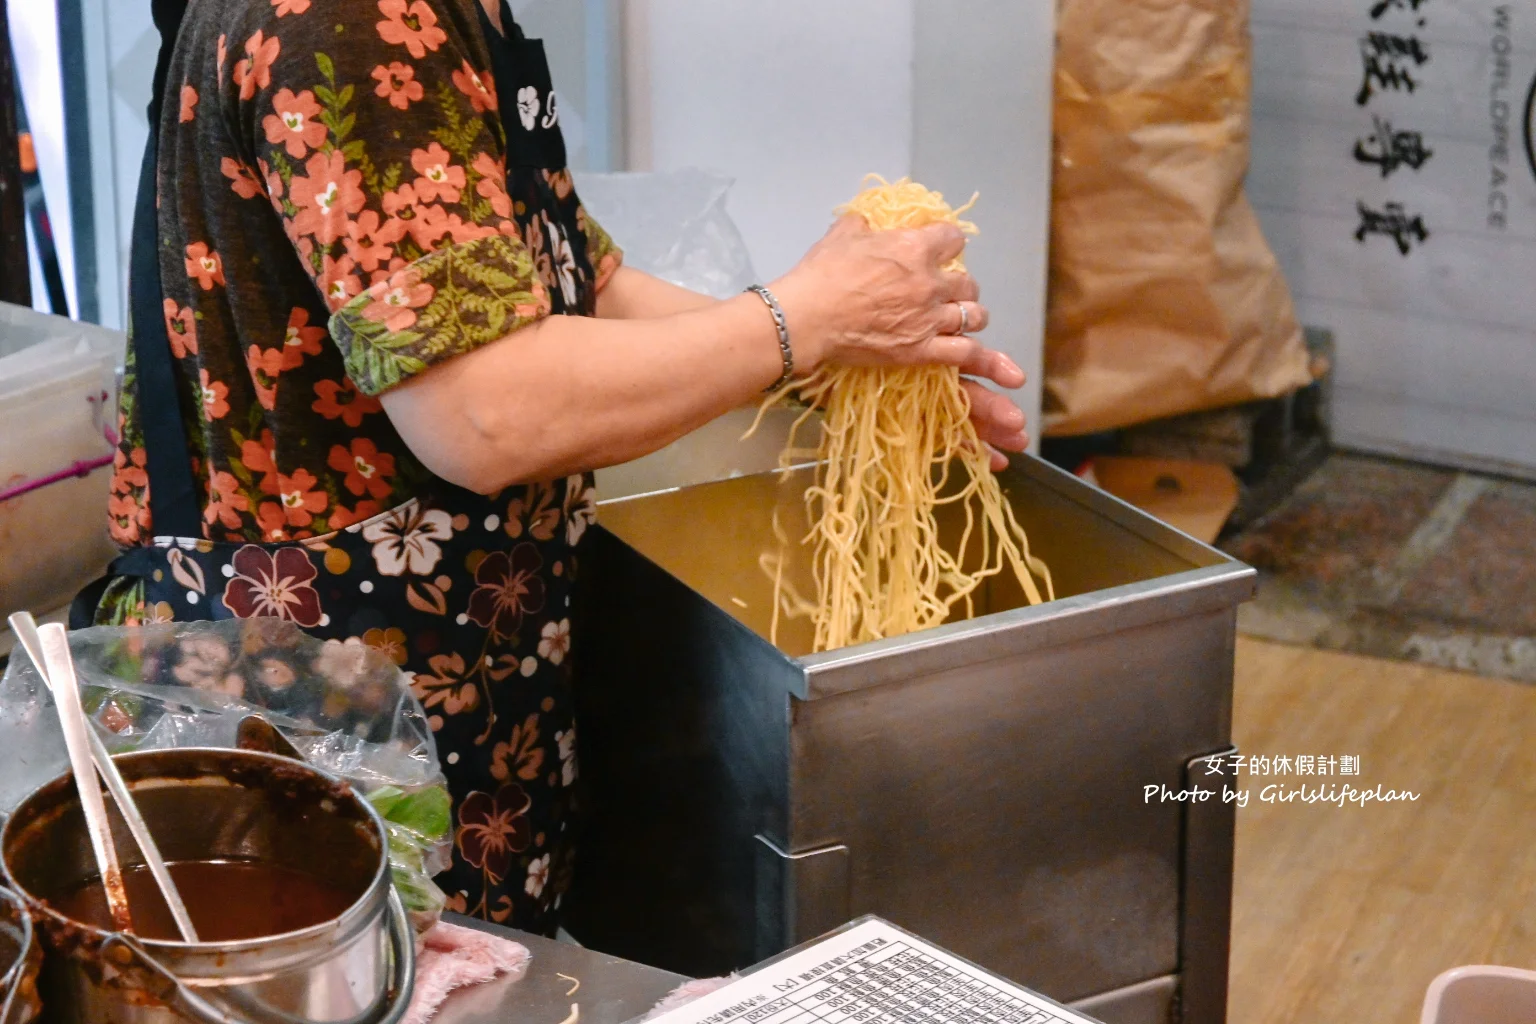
565, 455, 1255, 1024
0, 886, 41, 1024
0, 748, 413, 1024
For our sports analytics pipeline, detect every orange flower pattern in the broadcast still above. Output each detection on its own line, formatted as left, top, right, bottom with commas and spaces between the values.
232, 30, 281, 102
372, 62, 425, 110
328, 437, 396, 499
377, 0, 449, 59
184, 242, 225, 290
262, 88, 327, 158
162, 300, 198, 358
311, 377, 382, 427
221, 158, 264, 200
452, 60, 496, 113
362, 626, 409, 664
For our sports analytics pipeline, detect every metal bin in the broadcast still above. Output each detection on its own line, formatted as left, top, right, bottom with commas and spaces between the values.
566, 454, 1255, 1024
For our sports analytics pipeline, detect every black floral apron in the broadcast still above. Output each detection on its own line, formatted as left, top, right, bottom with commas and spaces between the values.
80, 0, 600, 934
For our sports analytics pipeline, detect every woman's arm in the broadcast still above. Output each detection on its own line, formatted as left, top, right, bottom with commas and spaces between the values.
381, 218, 1024, 493
595, 265, 717, 319
587, 263, 1029, 472
226, 0, 1026, 492
382, 291, 781, 491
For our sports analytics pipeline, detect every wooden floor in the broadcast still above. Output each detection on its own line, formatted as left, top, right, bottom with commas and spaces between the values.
1228, 638, 1536, 1024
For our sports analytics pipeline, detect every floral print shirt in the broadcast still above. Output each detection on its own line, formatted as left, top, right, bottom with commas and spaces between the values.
95, 0, 622, 933
106, 0, 621, 552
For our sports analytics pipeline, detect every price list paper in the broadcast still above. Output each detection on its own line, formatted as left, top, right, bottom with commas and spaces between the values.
642, 918, 1102, 1024
1248, 0, 1536, 474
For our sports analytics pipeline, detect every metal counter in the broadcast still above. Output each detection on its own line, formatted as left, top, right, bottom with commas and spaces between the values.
565, 455, 1255, 1024
435, 918, 684, 1024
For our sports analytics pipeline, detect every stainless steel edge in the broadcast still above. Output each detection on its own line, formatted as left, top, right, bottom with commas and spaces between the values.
800, 563, 1254, 699
1007, 455, 1231, 568
596, 461, 824, 508
1069, 974, 1177, 1024
598, 452, 1235, 570
752, 836, 851, 963
1179, 748, 1239, 1024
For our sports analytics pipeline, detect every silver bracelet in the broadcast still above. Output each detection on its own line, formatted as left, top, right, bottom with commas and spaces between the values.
746, 284, 794, 392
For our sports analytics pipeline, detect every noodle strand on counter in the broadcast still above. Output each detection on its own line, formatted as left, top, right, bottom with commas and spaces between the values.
753, 176, 1054, 653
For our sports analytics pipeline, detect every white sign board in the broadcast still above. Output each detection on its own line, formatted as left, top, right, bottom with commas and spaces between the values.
1249, 0, 1536, 476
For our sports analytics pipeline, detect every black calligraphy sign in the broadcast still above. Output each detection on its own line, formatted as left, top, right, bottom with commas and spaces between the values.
1368, 0, 1427, 20
1354, 201, 1430, 254
1356, 32, 1431, 105
1352, 0, 1432, 252
1353, 115, 1434, 177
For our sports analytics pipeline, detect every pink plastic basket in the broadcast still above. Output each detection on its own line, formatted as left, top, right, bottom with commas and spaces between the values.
1421, 966, 1536, 1024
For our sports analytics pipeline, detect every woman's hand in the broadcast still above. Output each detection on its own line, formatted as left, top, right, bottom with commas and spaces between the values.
769, 216, 1016, 389
964, 376, 1030, 471
771, 215, 1029, 468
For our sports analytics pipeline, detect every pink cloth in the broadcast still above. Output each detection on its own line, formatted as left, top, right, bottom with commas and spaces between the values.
402, 921, 532, 1024
642, 976, 736, 1020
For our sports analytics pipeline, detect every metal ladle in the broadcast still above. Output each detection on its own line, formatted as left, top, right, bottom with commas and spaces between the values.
7, 613, 199, 943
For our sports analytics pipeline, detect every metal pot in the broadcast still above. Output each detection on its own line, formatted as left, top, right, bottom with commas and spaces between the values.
0, 748, 414, 1024
0, 885, 42, 1024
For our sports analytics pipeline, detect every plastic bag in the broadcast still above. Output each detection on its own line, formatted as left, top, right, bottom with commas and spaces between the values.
0, 619, 451, 930
573, 169, 758, 299
1043, 0, 1312, 436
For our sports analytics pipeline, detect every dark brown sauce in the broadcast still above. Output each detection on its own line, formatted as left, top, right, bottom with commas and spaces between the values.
0, 927, 18, 974
51, 860, 361, 942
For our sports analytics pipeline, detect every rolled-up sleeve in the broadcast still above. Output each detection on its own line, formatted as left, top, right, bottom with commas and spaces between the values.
579, 203, 623, 294
330, 234, 552, 395
229, 0, 563, 395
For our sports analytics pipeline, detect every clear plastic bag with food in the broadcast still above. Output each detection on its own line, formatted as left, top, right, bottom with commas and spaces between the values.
0, 618, 451, 931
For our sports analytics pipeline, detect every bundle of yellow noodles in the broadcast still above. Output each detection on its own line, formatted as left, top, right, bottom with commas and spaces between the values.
756, 176, 1054, 653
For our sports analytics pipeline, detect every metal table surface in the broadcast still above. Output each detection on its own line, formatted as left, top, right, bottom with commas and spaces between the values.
435, 916, 687, 1024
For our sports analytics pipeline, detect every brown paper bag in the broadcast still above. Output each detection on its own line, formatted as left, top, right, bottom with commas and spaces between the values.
1043, 0, 1312, 437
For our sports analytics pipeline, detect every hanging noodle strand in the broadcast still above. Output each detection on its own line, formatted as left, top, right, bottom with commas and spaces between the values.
751, 176, 1054, 653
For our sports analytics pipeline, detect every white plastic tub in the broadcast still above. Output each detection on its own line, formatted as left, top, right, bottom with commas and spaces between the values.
1422, 966, 1536, 1024
0, 302, 125, 621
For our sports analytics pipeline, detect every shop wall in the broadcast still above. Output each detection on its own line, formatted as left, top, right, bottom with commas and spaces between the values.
626, 0, 1054, 446
1249, 0, 1536, 476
